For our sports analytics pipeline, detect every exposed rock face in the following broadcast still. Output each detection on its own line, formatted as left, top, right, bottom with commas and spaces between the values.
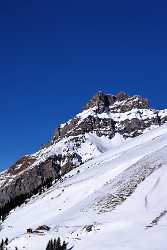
119, 118, 145, 137
7, 156, 36, 176
54, 115, 116, 140
53, 92, 154, 141
116, 92, 129, 101
85, 91, 149, 113
0, 91, 167, 208
0, 155, 61, 207
85, 91, 116, 112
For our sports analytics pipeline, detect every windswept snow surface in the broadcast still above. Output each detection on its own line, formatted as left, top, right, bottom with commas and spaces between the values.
2, 124, 167, 249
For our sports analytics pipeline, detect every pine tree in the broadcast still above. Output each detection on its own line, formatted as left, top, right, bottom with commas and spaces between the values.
62, 240, 67, 250
56, 237, 61, 250
0, 239, 4, 249
50, 239, 54, 249
53, 239, 57, 249
0, 239, 3, 246
46, 239, 52, 250
46, 237, 71, 250
4, 238, 8, 245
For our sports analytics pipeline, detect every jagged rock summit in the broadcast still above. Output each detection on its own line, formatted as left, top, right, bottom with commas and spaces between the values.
0, 91, 167, 209
85, 91, 117, 112
85, 91, 149, 112
53, 91, 159, 142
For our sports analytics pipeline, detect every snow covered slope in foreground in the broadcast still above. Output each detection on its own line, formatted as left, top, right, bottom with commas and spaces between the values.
1, 124, 167, 250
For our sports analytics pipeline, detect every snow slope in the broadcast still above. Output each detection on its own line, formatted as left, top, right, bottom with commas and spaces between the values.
1, 124, 167, 250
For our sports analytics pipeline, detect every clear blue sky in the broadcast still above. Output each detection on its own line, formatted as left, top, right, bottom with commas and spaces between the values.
0, 0, 167, 170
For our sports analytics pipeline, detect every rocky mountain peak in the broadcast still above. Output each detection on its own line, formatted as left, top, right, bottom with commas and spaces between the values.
85, 91, 149, 114
116, 91, 129, 101
85, 91, 116, 113
51, 91, 153, 145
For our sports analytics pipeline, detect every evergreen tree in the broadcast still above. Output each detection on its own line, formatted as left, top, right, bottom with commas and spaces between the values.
46, 239, 52, 250
53, 239, 57, 249
45, 237, 71, 250
55, 237, 61, 250
0, 239, 3, 246
50, 239, 54, 249
4, 238, 8, 245
62, 241, 67, 250
0, 239, 4, 250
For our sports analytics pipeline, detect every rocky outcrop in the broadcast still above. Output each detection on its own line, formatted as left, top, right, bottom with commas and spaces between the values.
7, 156, 36, 176
53, 92, 159, 141
85, 91, 116, 113
0, 155, 62, 207
85, 91, 149, 113
118, 118, 145, 137
54, 115, 116, 140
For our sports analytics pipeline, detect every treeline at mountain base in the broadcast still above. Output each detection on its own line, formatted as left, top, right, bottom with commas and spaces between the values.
46, 237, 73, 250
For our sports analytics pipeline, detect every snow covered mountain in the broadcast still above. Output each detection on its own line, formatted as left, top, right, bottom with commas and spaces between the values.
1, 120, 167, 250
0, 91, 167, 249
